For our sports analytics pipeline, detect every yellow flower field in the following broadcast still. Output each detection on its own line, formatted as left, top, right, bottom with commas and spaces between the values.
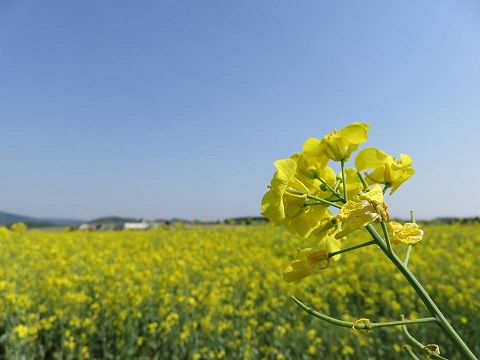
0, 222, 478, 359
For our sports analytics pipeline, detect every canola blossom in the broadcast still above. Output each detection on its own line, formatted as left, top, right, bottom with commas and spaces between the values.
355, 147, 415, 194
282, 248, 330, 283
0, 223, 479, 359
261, 122, 479, 359
303, 122, 371, 162
262, 123, 413, 282
387, 221, 424, 245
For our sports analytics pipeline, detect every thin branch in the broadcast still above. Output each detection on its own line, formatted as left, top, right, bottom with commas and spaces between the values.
403, 345, 421, 360
328, 239, 376, 258
306, 194, 342, 209
402, 316, 449, 360
291, 295, 437, 330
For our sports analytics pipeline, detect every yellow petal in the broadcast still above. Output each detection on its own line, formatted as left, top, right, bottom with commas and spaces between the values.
282, 261, 313, 283
285, 205, 328, 239
282, 248, 329, 283
302, 137, 326, 158
355, 147, 388, 171
338, 200, 367, 222
388, 222, 423, 245
270, 159, 297, 195
336, 122, 370, 144
335, 213, 378, 238
317, 234, 342, 261
261, 191, 284, 225
359, 184, 384, 205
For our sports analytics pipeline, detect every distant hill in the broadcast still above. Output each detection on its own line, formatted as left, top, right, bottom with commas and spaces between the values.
0, 211, 37, 225
2, 209, 476, 229
87, 216, 139, 224
0, 210, 85, 228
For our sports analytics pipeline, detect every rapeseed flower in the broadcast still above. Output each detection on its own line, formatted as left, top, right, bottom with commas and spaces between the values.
261, 158, 308, 225
336, 184, 389, 238
282, 248, 330, 283
303, 122, 371, 162
355, 147, 415, 194
311, 213, 343, 261
387, 222, 423, 245
261, 158, 329, 238
13, 324, 29, 339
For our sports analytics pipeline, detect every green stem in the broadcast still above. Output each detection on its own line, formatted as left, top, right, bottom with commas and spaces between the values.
341, 160, 347, 201
334, 178, 342, 192
382, 183, 391, 195
403, 346, 421, 360
356, 171, 369, 190
303, 199, 343, 209
403, 211, 416, 265
291, 295, 437, 330
401, 316, 449, 360
328, 239, 376, 258
380, 221, 393, 255
404, 245, 413, 265
315, 175, 344, 201
365, 224, 478, 360
410, 210, 416, 223
306, 194, 342, 209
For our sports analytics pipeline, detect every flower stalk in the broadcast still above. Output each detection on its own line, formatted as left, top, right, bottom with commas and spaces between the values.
401, 316, 449, 360
306, 194, 342, 209
327, 239, 376, 258
291, 295, 437, 330
365, 224, 478, 360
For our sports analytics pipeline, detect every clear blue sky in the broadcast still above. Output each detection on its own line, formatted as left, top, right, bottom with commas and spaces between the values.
1, 1, 479, 221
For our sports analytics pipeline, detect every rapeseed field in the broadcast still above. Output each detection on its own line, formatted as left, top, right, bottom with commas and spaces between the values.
0, 222, 478, 359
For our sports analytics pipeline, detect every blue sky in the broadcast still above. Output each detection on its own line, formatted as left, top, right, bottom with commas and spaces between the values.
1, 1, 479, 221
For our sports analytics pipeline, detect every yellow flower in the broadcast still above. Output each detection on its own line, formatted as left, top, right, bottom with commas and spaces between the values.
282, 248, 330, 283
355, 147, 415, 194
262, 158, 329, 238
317, 232, 342, 261
387, 222, 423, 245
312, 213, 338, 241
336, 184, 388, 238
13, 324, 29, 339
283, 205, 329, 239
290, 152, 337, 195
311, 213, 343, 261
261, 158, 308, 226
303, 122, 371, 162
10, 222, 27, 234
359, 183, 390, 221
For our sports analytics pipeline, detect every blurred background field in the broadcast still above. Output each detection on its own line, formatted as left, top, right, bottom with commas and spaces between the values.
0, 222, 478, 359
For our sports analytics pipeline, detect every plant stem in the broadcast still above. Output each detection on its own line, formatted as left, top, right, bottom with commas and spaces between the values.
328, 239, 376, 258
356, 171, 369, 189
365, 224, 478, 360
401, 315, 449, 360
403, 245, 413, 265
306, 194, 342, 209
380, 221, 393, 255
291, 295, 437, 330
403, 346, 422, 360
315, 175, 343, 201
341, 160, 347, 201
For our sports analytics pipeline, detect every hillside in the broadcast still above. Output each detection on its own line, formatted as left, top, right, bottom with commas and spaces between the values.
0, 211, 85, 228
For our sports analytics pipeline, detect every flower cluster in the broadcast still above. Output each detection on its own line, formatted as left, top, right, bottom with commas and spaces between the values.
261, 122, 420, 282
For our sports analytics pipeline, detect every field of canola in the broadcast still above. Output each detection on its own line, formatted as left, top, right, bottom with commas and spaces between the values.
0, 222, 478, 359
